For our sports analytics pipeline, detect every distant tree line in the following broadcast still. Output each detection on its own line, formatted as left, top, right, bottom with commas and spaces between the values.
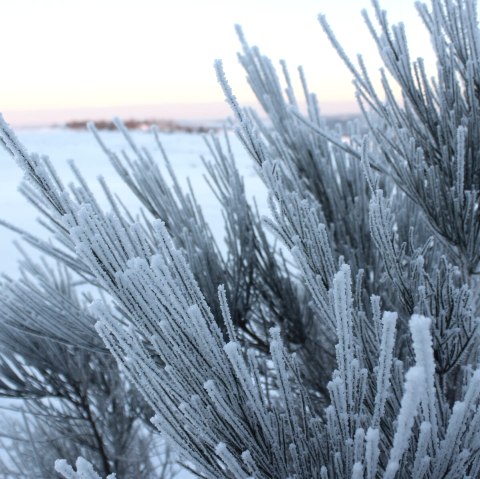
65, 118, 215, 133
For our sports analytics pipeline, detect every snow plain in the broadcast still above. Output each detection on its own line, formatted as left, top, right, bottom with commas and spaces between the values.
0, 126, 268, 478
0, 127, 268, 277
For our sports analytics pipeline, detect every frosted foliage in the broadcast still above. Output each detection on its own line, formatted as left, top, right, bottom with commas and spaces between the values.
384, 366, 425, 479
0, 0, 479, 478
0, 254, 157, 477
320, 0, 480, 274
55, 457, 116, 479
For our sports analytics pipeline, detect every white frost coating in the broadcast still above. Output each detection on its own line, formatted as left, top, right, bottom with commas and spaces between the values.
215, 442, 249, 478
410, 315, 438, 449
372, 311, 397, 428
215, 442, 227, 454
204, 379, 215, 390
412, 421, 432, 478
433, 401, 468, 477
223, 340, 239, 356
456, 125, 466, 207
351, 462, 363, 479
384, 366, 426, 479
241, 450, 260, 477
269, 327, 302, 443
365, 428, 380, 479
332, 264, 355, 410
222, 340, 270, 440
55, 460, 76, 479
354, 427, 365, 464
0, 114, 34, 172
54, 457, 116, 479
218, 284, 237, 342
461, 370, 480, 449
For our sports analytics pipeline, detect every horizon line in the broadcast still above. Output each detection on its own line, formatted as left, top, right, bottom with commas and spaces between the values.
3, 100, 360, 128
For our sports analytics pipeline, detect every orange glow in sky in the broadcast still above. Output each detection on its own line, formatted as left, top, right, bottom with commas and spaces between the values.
1, 0, 430, 126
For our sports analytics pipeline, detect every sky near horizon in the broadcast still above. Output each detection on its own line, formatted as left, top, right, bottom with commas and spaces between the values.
1, 0, 430, 126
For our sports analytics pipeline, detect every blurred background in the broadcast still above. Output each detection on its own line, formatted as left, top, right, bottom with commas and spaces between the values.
1, 0, 429, 127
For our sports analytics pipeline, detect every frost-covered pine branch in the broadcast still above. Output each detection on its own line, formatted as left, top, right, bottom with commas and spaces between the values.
0, 0, 479, 477
320, 0, 480, 278
0, 254, 161, 477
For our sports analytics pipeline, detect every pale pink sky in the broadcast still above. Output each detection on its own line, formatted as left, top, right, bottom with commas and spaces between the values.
1, 0, 429, 126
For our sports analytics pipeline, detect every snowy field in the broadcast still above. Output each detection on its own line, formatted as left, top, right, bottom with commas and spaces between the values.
0, 127, 268, 277
0, 126, 268, 477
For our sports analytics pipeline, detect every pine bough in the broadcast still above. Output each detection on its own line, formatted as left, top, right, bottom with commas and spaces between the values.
1, 0, 480, 478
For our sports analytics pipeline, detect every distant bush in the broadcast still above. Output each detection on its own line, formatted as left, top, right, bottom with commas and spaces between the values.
65, 118, 215, 133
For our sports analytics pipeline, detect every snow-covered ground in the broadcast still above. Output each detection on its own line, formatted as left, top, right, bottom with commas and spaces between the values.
0, 126, 268, 478
0, 127, 268, 277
